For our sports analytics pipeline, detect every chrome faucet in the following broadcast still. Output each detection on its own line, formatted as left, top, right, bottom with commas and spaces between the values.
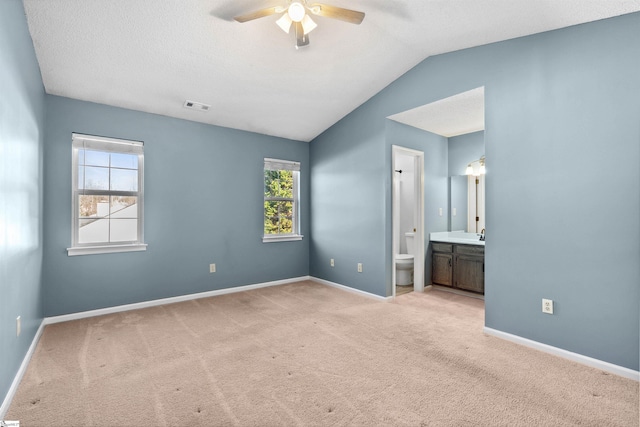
480, 228, 485, 241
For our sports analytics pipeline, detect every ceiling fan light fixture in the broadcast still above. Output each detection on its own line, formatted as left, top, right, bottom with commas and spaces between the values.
288, 2, 306, 22
301, 14, 317, 35
276, 13, 293, 33
234, 1, 365, 48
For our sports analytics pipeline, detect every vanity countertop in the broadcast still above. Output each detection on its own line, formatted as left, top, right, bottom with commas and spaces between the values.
430, 232, 485, 246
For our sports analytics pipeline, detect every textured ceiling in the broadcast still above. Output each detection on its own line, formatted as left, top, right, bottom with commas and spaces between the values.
23, 1, 640, 142
389, 87, 485, 138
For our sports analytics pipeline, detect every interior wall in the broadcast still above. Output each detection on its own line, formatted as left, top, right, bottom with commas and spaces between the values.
483, 16, 639, 370
0, 0, 45, 411
448, 131, 485, 176
42, 95, 310, 317
309, 112, 387, 295
310, 13, 640, 370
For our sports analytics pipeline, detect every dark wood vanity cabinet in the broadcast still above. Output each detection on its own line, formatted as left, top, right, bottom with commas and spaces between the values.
432, 242, 484, 294
431, 243, 453, 286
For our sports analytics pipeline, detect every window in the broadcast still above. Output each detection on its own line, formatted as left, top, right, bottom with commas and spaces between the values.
263, 158, 302, 242
67, 133, 146, 256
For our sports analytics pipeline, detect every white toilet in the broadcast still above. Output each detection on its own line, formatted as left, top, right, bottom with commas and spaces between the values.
396, 232, 415, 286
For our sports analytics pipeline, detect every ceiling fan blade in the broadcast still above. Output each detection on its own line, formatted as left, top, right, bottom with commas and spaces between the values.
295, 22, 309, 48
309, 4, 365, 24
234, 7, 281, 23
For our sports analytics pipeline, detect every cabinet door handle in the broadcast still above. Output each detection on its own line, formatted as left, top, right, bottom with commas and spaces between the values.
448, 258, 452, 267
482, 263, 484, 272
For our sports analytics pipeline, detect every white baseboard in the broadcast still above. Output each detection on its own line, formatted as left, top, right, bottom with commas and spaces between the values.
0, 320, 46, 420
42, 276, 389, 328
484, 327, 639, 381
310, 276, 392, 301
44, 276, 311, 325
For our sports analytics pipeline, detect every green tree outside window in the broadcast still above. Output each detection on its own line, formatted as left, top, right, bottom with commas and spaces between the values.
264, 169, 294, 234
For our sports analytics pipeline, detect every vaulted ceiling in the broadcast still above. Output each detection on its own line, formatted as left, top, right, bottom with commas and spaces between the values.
23, 0, 640, 141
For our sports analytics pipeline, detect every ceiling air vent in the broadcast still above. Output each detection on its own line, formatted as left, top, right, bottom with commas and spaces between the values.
183, 100, 211, 112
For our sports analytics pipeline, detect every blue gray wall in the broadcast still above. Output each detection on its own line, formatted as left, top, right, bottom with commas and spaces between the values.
309, 106, 387, 295
42, 96, 309, 316
310, 13, 639, 370
484, 17, 639, 370
0, 0, 45, 411
448, 131, 484, 176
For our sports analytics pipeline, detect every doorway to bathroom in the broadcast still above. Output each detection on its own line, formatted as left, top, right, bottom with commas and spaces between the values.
392, 145, 424, 297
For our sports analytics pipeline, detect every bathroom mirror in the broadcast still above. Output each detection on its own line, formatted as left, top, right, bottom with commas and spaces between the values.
449, 175, 468, 231
448, 175, 485, 233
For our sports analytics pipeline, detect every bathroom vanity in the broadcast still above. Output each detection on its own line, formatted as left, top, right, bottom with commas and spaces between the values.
430, 233, 484, 294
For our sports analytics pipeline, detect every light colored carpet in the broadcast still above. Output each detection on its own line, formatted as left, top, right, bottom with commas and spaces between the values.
7, 281, 639, 426
395, 285, 413, 296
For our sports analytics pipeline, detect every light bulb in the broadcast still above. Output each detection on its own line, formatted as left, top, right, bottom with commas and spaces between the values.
465, 165, 473, 175
288, 2, 306, 22
479, 164, 486, 175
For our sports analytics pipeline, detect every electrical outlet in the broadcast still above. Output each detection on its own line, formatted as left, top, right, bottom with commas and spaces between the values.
330, 258, 334, 267
357, 263, 363, 273
542, 299, 554, 314
209, 263, 216, 273
16, 316, 21, 337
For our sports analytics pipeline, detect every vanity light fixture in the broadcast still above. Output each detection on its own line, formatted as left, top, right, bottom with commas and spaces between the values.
465, 155, 486, 176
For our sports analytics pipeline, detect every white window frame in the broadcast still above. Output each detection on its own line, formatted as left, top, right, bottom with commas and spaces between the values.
263, 158, 303, 243
67, 133, 147, 256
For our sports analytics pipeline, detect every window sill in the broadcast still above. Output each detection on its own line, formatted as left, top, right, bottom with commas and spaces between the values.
262, 234, 304, 243
67, 243, 148, 256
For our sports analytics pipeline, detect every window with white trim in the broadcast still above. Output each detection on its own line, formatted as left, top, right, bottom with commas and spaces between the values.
68, 133, 146, 256
263, 158, 302, 242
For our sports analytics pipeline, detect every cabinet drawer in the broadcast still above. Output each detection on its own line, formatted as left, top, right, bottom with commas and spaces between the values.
432, 243, 453, 253
455, 244, 484, 256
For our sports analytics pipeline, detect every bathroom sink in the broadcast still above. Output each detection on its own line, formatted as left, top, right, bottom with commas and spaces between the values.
429, 232, 485, 246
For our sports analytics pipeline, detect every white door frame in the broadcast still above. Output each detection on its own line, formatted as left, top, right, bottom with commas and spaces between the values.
467, 174, 485, 233
392, 145, 425, 297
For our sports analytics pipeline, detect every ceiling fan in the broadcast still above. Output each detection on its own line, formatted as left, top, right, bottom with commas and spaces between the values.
234, 1, 365, 48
